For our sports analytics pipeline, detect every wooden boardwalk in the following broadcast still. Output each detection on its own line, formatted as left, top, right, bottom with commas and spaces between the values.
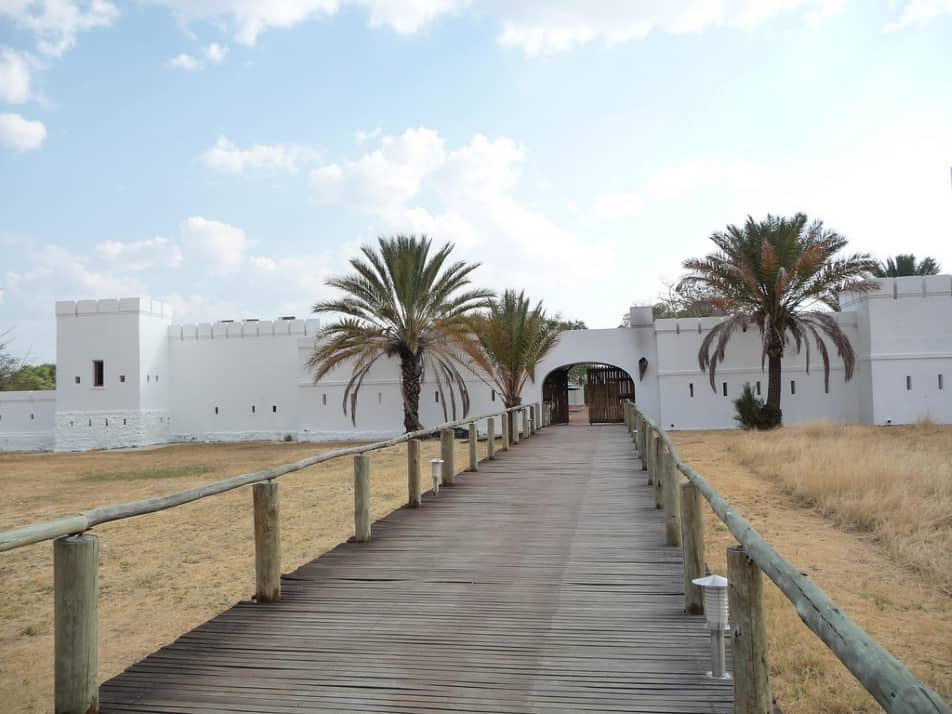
100, 424, 733, 713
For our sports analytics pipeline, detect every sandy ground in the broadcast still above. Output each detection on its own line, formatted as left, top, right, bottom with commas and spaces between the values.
671, 429, 952, 713
0, 436, 488, 713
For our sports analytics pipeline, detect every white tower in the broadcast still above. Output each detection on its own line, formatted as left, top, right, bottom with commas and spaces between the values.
54, 297, 171, 451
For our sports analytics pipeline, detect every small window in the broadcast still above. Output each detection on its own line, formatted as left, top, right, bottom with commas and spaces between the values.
119, 375, 126, 383
105, 418, 109, 427
214, 406, 219, 415
74, 376, 81, 384
272, 405, 277, 413
491, 389, 496, 402
30, 413, 34, 420
905, 376, 912, 391
689, 383, 694, 398
939, 374, 944, 390
791, 380, 796, 395
88, 419, 92, 427
755, 381, 761, 396
252, 405, 256, 414
322, 393, 327, 406
722, 382, 728, 397
155, 375, 159, 382
123, 418, 127, 425
146, 374, 150, 383
93, 360, 104, 387
435, 391, 440, 403
378, 392, 382, 404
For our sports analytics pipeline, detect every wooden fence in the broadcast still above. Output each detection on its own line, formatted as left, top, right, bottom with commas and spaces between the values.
623, 400, 951, 714
0, 401, 550, 714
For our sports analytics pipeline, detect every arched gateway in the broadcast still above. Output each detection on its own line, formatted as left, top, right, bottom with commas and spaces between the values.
542, 363, 635, 424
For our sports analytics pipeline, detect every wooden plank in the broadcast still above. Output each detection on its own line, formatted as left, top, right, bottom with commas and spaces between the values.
100, 425, 732, 713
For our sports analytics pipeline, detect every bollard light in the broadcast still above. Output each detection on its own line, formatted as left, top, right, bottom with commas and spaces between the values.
430, 458, 444, 495
692, 574, 731, 680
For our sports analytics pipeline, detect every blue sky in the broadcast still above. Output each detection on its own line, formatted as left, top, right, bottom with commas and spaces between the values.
1, 0, 951, 362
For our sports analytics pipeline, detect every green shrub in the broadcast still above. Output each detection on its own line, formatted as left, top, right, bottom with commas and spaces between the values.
734, 382, 771, 430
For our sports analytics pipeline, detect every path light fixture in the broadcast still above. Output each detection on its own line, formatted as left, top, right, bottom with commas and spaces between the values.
692, 574, 731, 680
430, 458, 444, 495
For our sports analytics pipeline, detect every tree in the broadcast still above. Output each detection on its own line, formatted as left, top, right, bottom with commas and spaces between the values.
5, 363, 56, 391
0, 331, 23, 390
873, 254, 941, 277
307, 235, 492, 432
556, 319, 587, 330
652, 280, 725, 319
468, 290, 562, 432
679, 213, 877, 428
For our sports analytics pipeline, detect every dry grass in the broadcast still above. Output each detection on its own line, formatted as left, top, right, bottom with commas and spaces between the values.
0, 436, 487, 713
730, 421, 952, 594
671, 426, 952, 714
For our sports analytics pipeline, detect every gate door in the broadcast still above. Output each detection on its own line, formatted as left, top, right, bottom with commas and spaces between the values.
542, 368, 569, 424
586, 365, 634, 424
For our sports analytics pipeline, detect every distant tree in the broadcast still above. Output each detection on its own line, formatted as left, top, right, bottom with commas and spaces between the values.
652, 280, 725, 320
468, 290, 562, 434
556, 319, 587, 331
307, 235, 492, 432
873, 254, 941, 277
679, 213, 877, 428
6, 363, 56, 391
0, 331, 23, 389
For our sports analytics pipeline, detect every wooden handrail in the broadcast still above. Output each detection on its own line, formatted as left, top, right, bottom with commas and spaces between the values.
627, 400, 950, 714
0, 406, 525, 553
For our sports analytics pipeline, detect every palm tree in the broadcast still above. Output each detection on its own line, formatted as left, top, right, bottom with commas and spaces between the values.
678, 214, 877, 428
308, 235, 492, 432
467, 290, 562, 434
873, 254, 941, 277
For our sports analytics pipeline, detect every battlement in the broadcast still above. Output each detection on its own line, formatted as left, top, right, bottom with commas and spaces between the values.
55, 297, 171, 319
169, 318, 322, 340
840, 275, 952, 308
653, 311, 858, 335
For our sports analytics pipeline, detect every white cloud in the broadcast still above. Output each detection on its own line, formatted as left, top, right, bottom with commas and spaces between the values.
0, 47, 33, 103
95, 237, 184, 271
167, 52, 201, 70
646, 157, 767, 200
180, 216, 252, 275
201, 135, 319, 174
0, 0, 118, 58
590, 190, 643, 221
886, 0, 952, 30
204, 41, 228, 63
311, 126, 445, 211
354, 126, 382, 144
0, 112, 46, 150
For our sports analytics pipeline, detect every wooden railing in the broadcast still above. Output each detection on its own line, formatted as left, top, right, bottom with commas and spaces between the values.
623, 400, 950, 714
1, 401, 551, 714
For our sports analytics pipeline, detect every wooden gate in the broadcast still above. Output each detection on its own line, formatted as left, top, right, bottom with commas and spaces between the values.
542, 368, 569, 424
586, 365, 635, 423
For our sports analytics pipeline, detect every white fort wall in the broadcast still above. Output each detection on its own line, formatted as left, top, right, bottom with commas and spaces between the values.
0, 276, 948, 451
0, 391, 56, 451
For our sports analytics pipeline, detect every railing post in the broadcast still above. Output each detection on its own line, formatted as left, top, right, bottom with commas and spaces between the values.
253, 481, 281, 602
354, 454, 371, 542
523, 407, 530, 439
662, 451, 681, 546
512, 411, 520, 444
407, 438, 421, 507
728, 545, 773, 713
54, 533, 99, 714
654, 443, 664, 510
487, 417, 496, 459
501, 412, 510, 450
440, 428, 456, 485
640, 417, 648, 471
680, 481, 705, 614
647, 429, 657, 484
468, 421, 478, 471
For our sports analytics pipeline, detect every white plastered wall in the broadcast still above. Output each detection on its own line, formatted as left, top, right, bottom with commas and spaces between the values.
0, 391, 56, 451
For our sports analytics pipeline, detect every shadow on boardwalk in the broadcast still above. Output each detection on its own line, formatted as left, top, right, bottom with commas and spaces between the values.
101, 424, 732, 713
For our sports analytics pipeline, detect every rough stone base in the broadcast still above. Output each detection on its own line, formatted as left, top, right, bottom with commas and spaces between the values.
55, 410, 171, 452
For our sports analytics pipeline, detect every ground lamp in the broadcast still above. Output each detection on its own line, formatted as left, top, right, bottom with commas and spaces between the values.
430, 458, 444, 495
692, 574, 731, 679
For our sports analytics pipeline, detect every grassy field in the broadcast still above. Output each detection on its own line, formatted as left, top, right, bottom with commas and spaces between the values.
0, 436, 480, 713
671, 424, 952, 713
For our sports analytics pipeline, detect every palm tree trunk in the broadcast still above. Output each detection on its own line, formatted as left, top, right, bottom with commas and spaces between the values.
763, 353, 783, 428
400, 354, 423, 433
504, 395, 522, 441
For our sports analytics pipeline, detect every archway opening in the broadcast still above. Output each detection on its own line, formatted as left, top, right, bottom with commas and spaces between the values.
542, 363, 635, 425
